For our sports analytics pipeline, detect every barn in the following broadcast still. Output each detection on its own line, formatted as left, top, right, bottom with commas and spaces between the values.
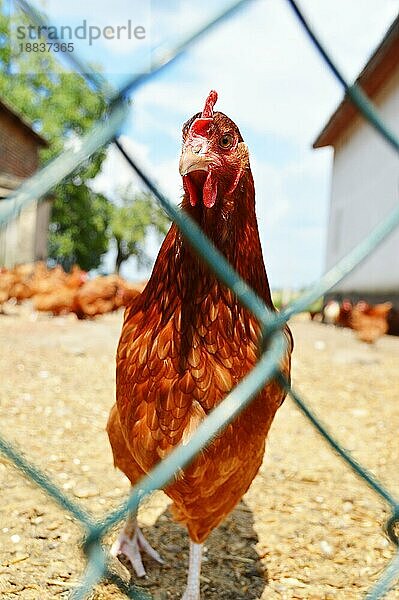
0, 98, 51, 268
314, 16, 399, 303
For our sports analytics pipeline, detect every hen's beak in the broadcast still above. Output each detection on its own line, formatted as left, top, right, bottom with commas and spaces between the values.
179, 145, 211, 176
180, 140, 220, 208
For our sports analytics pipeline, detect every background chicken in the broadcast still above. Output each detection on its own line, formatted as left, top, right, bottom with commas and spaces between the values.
31, 263, 88, 315
351, 301, 393, 344
322, 299, 341, 325
107, 91, 292, 600
0, 262, 143, 317
335, 298, 353, 329
73, 274, 141, 318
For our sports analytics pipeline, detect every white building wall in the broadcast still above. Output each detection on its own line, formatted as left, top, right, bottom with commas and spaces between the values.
326, 66, 399, 294
34, 199, 52, 261
0, 198, 50, 268
3, 201, 37, 268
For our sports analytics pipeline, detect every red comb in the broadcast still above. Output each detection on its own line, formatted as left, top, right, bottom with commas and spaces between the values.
201, 90, 218, 118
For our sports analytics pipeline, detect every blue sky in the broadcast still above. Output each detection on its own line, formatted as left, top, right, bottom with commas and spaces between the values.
28, 0, 399, 288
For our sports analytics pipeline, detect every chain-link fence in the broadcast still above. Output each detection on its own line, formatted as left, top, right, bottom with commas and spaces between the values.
0, 1, 398, 598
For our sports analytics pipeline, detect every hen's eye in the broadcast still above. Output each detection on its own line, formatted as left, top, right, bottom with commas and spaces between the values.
219, 133, 234, 149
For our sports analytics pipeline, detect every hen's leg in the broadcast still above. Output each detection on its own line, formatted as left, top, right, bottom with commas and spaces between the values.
181, 541, 203, 600
107, 408, 164, 576
111, 510, 164, 577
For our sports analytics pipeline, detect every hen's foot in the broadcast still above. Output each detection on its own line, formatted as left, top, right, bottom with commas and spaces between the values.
111, 525, 164, 578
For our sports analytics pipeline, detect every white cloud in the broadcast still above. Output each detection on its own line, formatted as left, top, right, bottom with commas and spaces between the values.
91, 135, 151, 198
252, 145, 332, 287
155, 156, 184, 202
92, 0, 398, 286
132, 0, 398, 146
92, 135, 183, 206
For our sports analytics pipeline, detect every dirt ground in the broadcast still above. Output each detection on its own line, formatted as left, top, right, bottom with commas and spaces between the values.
0, 307, 398, 600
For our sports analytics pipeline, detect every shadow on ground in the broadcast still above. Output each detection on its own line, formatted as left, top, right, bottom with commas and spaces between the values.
101, 500, 267, 600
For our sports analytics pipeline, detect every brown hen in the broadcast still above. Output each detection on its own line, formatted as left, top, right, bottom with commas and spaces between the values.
351, 301, 392, 343
107, 91, 292, 599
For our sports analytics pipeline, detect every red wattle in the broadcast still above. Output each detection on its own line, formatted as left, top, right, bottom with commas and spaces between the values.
183, 175, 198, 207
203, 170, 218, 208
226, 167, 243, 196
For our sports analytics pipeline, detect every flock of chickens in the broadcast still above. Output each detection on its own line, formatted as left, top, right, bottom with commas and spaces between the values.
0, 262, 143, 318
1, 262, 398, 347
314, 298, 399, 344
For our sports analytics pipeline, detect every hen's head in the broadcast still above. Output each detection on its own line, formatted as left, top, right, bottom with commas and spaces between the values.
179, 90, 249, 210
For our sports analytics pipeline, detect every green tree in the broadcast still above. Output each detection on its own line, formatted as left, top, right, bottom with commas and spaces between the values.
0, 1, 110, 270
48, 182, 111, 272
111, 188, 170, 274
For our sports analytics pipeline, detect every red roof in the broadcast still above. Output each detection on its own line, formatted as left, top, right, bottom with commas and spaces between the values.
313, 15, 399, 148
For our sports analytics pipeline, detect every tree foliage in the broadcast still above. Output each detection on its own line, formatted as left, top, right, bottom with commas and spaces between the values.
111, 188, 170, 274
49, 182, 111, 272
0, 1, 110, 270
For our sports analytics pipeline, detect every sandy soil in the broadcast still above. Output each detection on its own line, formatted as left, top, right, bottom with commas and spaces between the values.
0, 308, 398, 599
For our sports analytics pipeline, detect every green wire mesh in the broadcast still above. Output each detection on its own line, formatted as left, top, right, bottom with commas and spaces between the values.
0, 1, 398, 598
